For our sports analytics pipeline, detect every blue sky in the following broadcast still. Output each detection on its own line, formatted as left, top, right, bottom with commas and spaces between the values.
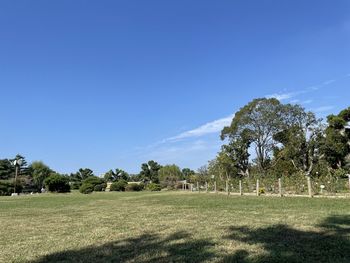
1, 0, 350, 175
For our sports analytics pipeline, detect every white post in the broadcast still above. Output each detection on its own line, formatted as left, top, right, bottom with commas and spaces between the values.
205, 182, 208, 193
307, 176, 313, 198
239, 180, 243, 196
256, 179, 260, 196
348, 175, 350, 192
278, 178, 283, 197
214, 181, 217, 193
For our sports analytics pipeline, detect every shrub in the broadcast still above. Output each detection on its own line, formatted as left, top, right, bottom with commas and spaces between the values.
70, 181, 82, 190
44, 174, 70, 193
93, 184, 105, 192
125, 183, 144, 191
83, 176, 105, 186
110, 179, 128, 191
147, 183, 162, 191
0, 180, 14, 196
79, 183, 94, 194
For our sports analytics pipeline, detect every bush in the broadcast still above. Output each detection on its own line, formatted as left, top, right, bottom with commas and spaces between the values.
146, 183, 162, 191
0, 180, 14, 196
83, 176, 106, 187
70, 181, 82, 190
79, 183, 94, 194
93, 184, 105, 192
125, 183, 144, 191
110, 179, 128, 191
44, 174, 70, 193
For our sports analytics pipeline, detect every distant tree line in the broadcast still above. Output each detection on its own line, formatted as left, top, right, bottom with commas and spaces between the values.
1, 98, 349, 195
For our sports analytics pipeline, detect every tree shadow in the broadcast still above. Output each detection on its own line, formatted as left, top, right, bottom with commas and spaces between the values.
222, 215, 350, 263
31, 215, 350, 263
32, 231, 216, 263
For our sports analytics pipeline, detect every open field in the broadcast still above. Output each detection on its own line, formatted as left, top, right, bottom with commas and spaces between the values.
1, 192, 350, 263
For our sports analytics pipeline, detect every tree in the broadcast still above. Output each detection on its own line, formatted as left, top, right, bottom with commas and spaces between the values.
44, 173, 70, 193
0, 159, 14, 180
273, 105, 323, 177
139, 160, 162, 183
221, 131, 251, 178
158, 165, 182, 189
104, 169, 129, 182
71, 168, 94, 182
321, 107, 350, 170
182, 168, 195, 179
221, 98, 285, 172
29, 161, 53, 190
196, 165, 210, 184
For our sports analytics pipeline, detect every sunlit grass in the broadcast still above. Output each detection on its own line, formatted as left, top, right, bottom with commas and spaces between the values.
0, 191, 349, 262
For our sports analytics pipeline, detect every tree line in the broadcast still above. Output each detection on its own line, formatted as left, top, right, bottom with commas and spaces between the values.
1, 98, 349, 195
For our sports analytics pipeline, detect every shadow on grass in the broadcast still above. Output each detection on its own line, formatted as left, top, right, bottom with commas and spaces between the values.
222, 215, 350, 263
32, 215, 350, 263
32, 231, 216, 263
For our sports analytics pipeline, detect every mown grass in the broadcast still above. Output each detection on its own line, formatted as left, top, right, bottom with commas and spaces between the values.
0, 191, 349, 262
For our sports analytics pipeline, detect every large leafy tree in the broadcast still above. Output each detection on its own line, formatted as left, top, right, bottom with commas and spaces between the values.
321, 107, 350, 170
139, 160, 162, 183
29, 161, 53, 190
273, 105, 323, 177
158, 165, 182, 189
221, 98, 285, 172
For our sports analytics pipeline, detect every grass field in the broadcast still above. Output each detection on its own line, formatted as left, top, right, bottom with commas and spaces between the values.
0, 191, 349, 263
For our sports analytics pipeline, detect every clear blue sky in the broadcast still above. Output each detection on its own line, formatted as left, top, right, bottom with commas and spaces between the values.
1, 0, 350, 175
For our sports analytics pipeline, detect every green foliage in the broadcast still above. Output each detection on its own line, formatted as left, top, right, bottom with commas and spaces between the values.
110, 179, 128, 191
182, 168, 195, 179
104, 169, 129, 182
79, 183, 94, 194
30, 161, 53, 190
44, 174, 70, 193
322, 108, 350, 169
0, 180, 15, 196
139, 160, 162, 183
146, 183, 162, 191
93, 184, 104, 192
70, 168, 94, 183
0, 159, 14, 180
221, 98, 285, 171
79, 176, 106, 194
158, 165, 182, 189
125, 183, 144, 191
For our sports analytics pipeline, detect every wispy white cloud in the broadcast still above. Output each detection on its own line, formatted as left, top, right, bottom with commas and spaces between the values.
164, 114, 234, 142
266, 92, 297, 101
265, 78, 336, 101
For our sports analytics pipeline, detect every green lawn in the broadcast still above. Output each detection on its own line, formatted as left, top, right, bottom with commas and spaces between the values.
0, 191, 349, 263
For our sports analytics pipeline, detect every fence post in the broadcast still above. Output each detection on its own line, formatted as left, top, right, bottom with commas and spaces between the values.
205, 182, 208, 193
197, 182, 200, 193
190, 184, 193, 192
214, 181, 217, 193
239, 180, 243, 196
278, 178, 283, 197
226, 180, 230, 195
307, 176, 313, 198
256, 179, 260, 196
